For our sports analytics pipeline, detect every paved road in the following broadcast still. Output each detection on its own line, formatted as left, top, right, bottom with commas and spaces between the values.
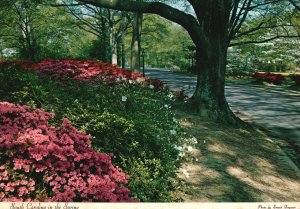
145, 68, 300, 147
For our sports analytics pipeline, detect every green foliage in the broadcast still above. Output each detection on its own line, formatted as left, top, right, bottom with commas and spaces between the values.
89, 38, 111, 61
0, 0, 88, 61
227, 50, 258, 78
124, 14, 194, 70
230, 7, 300, 73
0, 66, 182, 201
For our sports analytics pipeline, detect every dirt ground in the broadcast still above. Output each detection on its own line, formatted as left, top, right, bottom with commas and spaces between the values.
171, 108, 300, 202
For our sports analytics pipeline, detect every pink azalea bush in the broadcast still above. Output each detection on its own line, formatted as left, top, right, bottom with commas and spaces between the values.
0, 102, 135, 202
31, 60, 141, 84
8, 59, 162, 89
252, 72, 286, 85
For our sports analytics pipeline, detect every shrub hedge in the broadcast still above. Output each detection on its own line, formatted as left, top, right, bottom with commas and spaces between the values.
0, 63, 181, 201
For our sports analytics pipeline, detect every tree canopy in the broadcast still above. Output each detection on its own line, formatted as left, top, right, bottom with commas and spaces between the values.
1, 0, 299, 123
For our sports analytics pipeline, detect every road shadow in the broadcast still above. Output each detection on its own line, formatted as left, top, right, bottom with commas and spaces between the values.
146, 68, 300, 164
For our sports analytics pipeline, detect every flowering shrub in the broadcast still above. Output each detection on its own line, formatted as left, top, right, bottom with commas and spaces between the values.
290, 74, 300, 86
252, 72, 286, 85
3, 59, 164, 90
0, 64, 179, 202
13, 59, 141, 83
0, 102, 135, 202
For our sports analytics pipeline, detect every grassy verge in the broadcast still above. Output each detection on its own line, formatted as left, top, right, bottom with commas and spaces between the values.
171, 106, 300, 201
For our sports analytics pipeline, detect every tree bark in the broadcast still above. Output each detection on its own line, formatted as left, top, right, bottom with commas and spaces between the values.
188, 1, 241, 124
190, 43, 239, 124
121, 13, 126, 69
21, 17, 38, 61
121, 29, 126, 69
99, 13, 110, 62
111, 44, 118, 65
130, 12, 142, 73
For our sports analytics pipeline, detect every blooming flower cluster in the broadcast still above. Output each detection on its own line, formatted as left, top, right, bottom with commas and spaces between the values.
290, 74, 300, 86
0, 102, 135, 202
252, 72, 286, 85
15, 59, 141, 84
5, 59, 164, 89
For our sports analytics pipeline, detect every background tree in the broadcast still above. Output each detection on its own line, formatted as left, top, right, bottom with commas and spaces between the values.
135, 14, 192, 70
76, 0, 300, 124
227, 5, 300, 75
0, 0, 41, 60
0, 0, 79, 61
130, 0, 143, 72
60, 1, 132, 64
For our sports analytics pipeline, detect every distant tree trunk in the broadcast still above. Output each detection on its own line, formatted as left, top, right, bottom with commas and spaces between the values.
110, 25, 119, 65
130, 12, 143, 73
121, 14, 126, 69
99, 14, 110, 62
112, 44, 118, 65
121, 31, 125, 69
21, 17, 38, 61
108, 10, 118, 65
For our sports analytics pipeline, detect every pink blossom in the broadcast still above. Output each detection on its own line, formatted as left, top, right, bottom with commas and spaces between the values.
0, 99, 135, 202
18, 186, 29, 197
8, 59, 163, 90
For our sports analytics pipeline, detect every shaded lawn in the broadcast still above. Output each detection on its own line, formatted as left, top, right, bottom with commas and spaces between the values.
171, 107, 300, 202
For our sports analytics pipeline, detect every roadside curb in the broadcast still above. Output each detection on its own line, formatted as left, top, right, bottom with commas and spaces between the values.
251, 121, 300, 175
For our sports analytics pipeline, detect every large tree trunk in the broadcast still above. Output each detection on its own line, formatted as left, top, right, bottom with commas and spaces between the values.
130, 12, 142, 73
190, 1, 240, 124
190, 40, 240, 124
187, 1, 242, 125
77, 0, 242, 124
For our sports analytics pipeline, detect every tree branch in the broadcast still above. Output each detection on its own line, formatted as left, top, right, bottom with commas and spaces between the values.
234, 23, 295, 39
47, 3, 86, 7
228, 0, 253, 42
77, 0, 203, 45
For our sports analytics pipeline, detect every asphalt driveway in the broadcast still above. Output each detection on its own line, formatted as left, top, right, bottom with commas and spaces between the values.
145, 68, 300, 147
